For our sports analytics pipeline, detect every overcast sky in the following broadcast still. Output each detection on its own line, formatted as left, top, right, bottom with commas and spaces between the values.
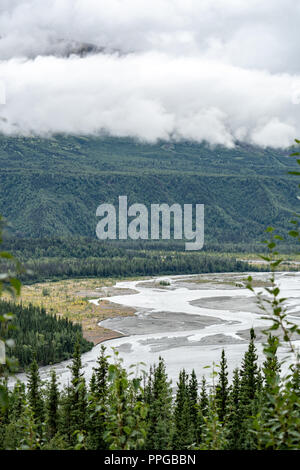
0, 0, 300, 147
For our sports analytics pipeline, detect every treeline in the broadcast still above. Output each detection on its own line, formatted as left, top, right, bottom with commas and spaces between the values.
19, 255, 256, 283
1, 237, 260, 282
3, 236, 299, 260
0, 332, 299, 450
2, 237, 128, 260
0, 300, 93, 370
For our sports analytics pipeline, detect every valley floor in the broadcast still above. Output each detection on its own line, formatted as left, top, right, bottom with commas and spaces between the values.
10, 271, 300, 388
5, 278, 137, 345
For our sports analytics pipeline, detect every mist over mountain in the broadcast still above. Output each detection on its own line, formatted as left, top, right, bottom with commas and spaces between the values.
32, 39, 106, 59
0, 1, 300, 147
0, 35, 106, 59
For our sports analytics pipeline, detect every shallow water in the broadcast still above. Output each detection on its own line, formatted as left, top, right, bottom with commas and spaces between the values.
11, 272, 300, 387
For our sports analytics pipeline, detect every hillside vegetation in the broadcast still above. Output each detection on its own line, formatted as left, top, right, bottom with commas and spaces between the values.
0, 135, 299, 243
0, 299, 93, 370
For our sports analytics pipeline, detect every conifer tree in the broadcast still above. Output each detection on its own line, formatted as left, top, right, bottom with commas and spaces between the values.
46, 370, 59, 440
256, 367, 264, 396
10, 381, 26, 422
239, 329, 260, 449
59, 385, 72, 447
199, 376, 209, 416
144, 365, 154, 405
0, 379, 10, 449
89, 372, 96, 395
215, 349, 229, 423
196, 375, 209, 444
94, 345, 109, 398
226, 368, 242, 449
27, 358, 44, 436
188, 369, 200, 445
87, 345, 109, 450
145, 357, 173, 450
68, 338, 87, 444
240, 328, 259, 404
172, 369, 192, 449
1, 382, 26, 450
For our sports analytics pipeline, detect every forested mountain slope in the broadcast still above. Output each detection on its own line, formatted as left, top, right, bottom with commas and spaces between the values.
0, 135, 298, 243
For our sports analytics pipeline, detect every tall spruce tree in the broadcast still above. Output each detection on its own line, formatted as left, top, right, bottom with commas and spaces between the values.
87, 345, 109, 450
89, 372, 97, 395
94, 345, 109, 398
226, 368, 242, 449
145, 357, 173, 450
67, 338, 87, 444
59, 385, 72, 447
172, 369, 192, 449
215, 349, 229, 424
199, 376, 208, 416
27, 358, 44, 436
239, 328, 260, 449
144, 365, 154, 405
46, 370, 59, 440
196, 376, 208, 445
10, 381, 26, 422
240, 328, 259, 404
188, 369, 200, 445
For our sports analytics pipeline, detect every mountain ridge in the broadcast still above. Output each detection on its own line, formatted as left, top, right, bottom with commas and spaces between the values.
0, 135, 299, 243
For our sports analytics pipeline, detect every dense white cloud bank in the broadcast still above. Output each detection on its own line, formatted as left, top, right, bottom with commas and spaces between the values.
0, 0, 299, 147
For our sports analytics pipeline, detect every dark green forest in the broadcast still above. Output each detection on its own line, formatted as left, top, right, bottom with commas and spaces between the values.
0, 336, 299, 450
0, 135, 299, 244
0, 300, 93, 369
1, 248, 257, 283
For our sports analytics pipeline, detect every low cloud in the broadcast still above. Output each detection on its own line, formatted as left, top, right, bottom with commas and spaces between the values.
0, 1, 300, 147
